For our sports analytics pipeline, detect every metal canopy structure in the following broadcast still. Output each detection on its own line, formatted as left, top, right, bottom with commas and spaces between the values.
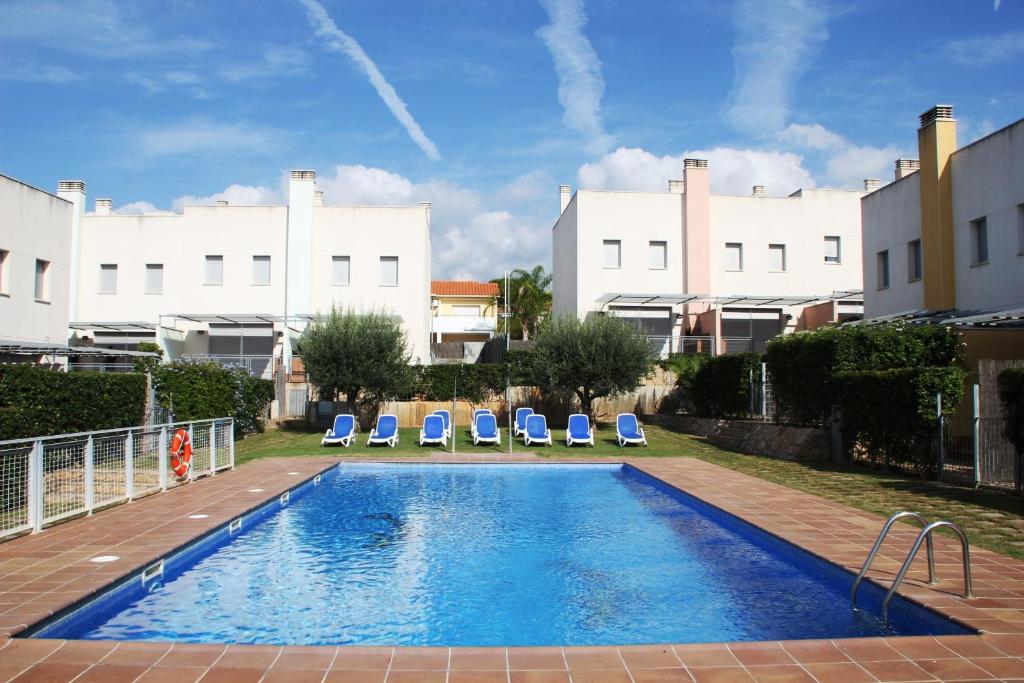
597, 290, 863, 309
166, 313, 281, 325
69, 321, 156, 332
0, 340, 160, 358
946, 307, 1024, 328
847, 306, 1024, 329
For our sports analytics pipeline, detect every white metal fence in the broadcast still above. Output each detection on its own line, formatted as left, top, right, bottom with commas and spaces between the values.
0, 418, 234, 540
646, 335, 716, 359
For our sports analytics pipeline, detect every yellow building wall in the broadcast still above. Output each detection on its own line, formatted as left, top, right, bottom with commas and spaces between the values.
432, 295, 497, 318
918, 117, 957, 309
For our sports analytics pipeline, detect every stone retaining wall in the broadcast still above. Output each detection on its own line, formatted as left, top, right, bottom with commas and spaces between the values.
645, 413, 831, 462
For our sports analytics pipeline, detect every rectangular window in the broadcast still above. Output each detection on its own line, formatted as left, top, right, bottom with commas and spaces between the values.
0, 249, 8, 294
971, 217, 988, 265
145, 264, 163, 294
379, 256, 398, 286
824, 236, 841, 264
99, 264, 117, 294
907, 239, 922, 281
205, 255, 223, 286
648, 241, 667, 269
768, 244, 786, 272
252, 255, 271, 286
453, 304, 481, 316
877, 250, 890, 289
602, 239, 621, 268
332, 256, 350, 286
34, 259, 49, 300
725, 242, 743, 271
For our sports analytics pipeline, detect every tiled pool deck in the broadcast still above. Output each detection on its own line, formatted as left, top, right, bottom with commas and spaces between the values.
2, 454, 1024, 682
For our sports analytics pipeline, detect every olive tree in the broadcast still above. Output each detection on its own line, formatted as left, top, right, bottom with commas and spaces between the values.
298, 308, 413, 421
530, 314, 654, 421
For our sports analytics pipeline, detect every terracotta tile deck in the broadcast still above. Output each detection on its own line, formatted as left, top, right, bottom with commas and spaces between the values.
1, 454, 1024, 682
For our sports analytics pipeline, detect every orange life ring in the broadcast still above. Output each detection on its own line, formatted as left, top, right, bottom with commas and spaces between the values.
170, 429, 193, 478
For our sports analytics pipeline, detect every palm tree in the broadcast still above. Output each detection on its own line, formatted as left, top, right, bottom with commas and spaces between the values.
492, 266, 552, 340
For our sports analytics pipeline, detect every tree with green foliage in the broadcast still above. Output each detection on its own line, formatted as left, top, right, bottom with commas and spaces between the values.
151, 361, 274, 436
491, 265, 552, 340
530, 314, 653, 420
298, 308, 413, 417
132, 341, 164, 374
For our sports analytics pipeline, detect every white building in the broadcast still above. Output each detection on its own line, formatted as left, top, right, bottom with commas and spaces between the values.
552, 162, 866, 355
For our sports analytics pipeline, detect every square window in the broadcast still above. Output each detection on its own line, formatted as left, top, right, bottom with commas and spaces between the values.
877, 250, 890, 289
824, 236, 841, 264
145, 264, 163, 294
971, 217, 988, 265
0, 249, 8, 294
205, 255, 223, 286
648, 241, 667, 269
907, 239, 922, 281
34, 259, 49, 300
380, 256, 398, 286
252, 255, 271, 286
99, 264, 117, 294
603, 240, 621, 268
768, 244, 786, 272
725, 242, 743, 271
332, 256, 350, 286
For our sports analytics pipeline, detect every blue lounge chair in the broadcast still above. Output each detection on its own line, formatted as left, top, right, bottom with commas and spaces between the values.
419, 414, 447, 447
321, 414, 356, 447
514, 407, 534, 437
524, 414, 552, 447
471, 409, 493, 438
566, 413, 594, 447
367, 414, 399, 447
473, 413, 501, 446
432, 409, 452, 439
616, 413, 647, 447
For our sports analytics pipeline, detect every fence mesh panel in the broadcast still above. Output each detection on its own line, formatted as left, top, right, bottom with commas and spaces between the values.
92, 435, 128, 508
0, 445, 32, 537
191, 425, 211, 477
940, 412, 975, 486
979, 417, 1016, 490
132, 428, 162, 495
215, 421, 233, 470
42, 438, 87, 524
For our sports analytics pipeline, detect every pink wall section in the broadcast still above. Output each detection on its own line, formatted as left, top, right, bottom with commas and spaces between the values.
683, 165, 710, 295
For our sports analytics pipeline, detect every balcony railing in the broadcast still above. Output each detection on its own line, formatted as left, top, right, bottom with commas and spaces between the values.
180, 354, 274, 378
646, 336, 716, 359
431, 315, 497, 335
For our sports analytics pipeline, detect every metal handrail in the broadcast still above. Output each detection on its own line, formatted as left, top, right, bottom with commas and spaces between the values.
882, 520, 974, 619
851, 511, 936, 607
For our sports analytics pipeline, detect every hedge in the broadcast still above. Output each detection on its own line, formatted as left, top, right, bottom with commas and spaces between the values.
408, 364, 507, 402
766, 324, 963, 426
835, 366, 965, 474
0, 365, 147, 439
998, 368, 1024, 454
691, 352, 761, 418
151, 362, 274, 436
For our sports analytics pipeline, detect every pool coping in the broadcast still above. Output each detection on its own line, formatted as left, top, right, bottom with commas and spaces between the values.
1, 453, 1023, 682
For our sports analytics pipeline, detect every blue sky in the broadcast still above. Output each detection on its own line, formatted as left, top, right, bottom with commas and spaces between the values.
1, 0, 1022, 279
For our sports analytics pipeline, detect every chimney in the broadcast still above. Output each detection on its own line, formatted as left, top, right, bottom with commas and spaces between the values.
668, 180, 685, 194
95, 198, 113, 215
215, 200, 229, 207
683, 159, 711, 297
57, 180, 86, 325
894, 158, 920, 180
559, 184, 572, 213
863, 179, 881, 192
917, 104, 957, 310
286, 169, 317, 339
314, 190, 324, 207
683, 158, 708, 169
420, 201, 432, 228
752, 185, 766, 197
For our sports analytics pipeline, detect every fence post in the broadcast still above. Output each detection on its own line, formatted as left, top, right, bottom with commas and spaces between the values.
187, 423, 195, 482
749, 368, 755, 416
125, 429, 135, 500
29, 440, 44, 533
936, 393, 944, 482
760, 362, 768, 420
971, 383, 980, 489
229, 418, 235, 469
84, 435, 95, 514
209, 421, 217, 475
158, 426, 168, 491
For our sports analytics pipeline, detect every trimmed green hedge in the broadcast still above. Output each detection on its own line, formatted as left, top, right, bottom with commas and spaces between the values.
836, 366, 965, 474
409, 364, 507, 402
0, 365, 147, 439
151, 362, 274, 436
691, 352, 761, 418
766, 324, 963, 426
998, 368, 1024, 454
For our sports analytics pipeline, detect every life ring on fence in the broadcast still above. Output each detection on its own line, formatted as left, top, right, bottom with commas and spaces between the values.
170, 429, 193, 478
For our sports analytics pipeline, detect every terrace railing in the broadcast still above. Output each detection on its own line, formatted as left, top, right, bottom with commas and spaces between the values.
0, 418, 234, 540
181, 354, 274, 378
646, 335, 716, 359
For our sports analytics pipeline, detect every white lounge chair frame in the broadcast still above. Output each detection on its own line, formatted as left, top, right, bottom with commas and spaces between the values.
321, 414, 356, 447
565, 413, 595, 447
367, 415, 400, 448
419, 415, 448, 447
616, 412, 648, 447
473, 415, 501, 446
432, 409, 452, 439
470, 409, 493, 439
513, 407, 533, 437
524, 415, 552, 447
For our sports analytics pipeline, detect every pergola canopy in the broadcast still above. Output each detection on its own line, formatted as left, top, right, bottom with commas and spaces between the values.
597, 290, 863, 309
0, 340, 160, 357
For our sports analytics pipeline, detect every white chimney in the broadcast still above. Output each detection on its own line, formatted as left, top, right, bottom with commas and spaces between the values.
57, 180, 86, 325
752, 185, 766, 197
894, 158, 920, 180
215, 200, 228, 207
668, 180, 685, 194
559, 184, 572, 213
863, 179, 881, 192
420, 201, 431, 228
314, 190, 324, 206
95, 198, 113, 215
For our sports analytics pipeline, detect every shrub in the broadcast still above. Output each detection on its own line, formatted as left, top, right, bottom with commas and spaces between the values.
132, 341, 164, 374
151, 362, 274, 436
690, 352, 761, 418
997, 368, 1024, 454
410, 364, 507, 402
835, 366, 965, 474
658, 353, 708, 414
0, 365, 147, 439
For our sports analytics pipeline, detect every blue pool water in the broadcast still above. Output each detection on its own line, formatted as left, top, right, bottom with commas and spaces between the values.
33, 464, 968, 646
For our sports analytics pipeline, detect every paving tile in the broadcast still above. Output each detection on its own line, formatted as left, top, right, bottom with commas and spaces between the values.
777, 640, 850, 664
271, 646, 336, 670
384, 671, 447, 683
910, 657, 995, 680
967, 656, 1024, 678
726, 643, 795, 667
158, 644, 226, 667
858, 658, 938, 681
127, 664, 208, 682
205, 644, 280, 669
506, 646, 566, 670
509, 672, 572, 683
194, 667, 265, 683
448, 647, 507, 670
39, 639, 116, 664
672, 644, 741, 668
630, 668, 695, 682
325, 671, 387, 683
330, 647, 393, 670
9, 661, 91, 683
97, 642, 173, 666
73, 664, 151, 682
389, 647, 449, 671
687, 667, 756, 683
745, 665, 816, 682
563, 647, 626, 670
569, 670, 634, 683
447, 672, 510, 683
618, 645, 681, 668
261, 668, 328, 683
801, 661, 877, 682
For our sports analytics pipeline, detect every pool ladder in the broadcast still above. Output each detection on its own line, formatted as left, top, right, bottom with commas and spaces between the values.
851, 511, 973, 620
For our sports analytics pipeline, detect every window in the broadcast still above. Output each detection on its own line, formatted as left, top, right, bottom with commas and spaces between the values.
145, 264, 163, 294
648, 241, 667, 269
0, 249, 8, 295
970, 217, 988, 265
907, 239, 922, 281
768, 244, 786, 272
205, 255, 223, 286
877, 250, 890, 289
602, 240, 621, 268
453, 304, 480, 316
99, 264, 117, 294
252, 255, 271, 286
332, 256, 350, 286
379, 256, 398, 286
824, 236, 841, 264
34, 259, 49, 301
725, 242, 743, 271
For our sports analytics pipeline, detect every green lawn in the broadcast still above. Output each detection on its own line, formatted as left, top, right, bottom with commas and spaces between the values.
236, 422, 1024, 560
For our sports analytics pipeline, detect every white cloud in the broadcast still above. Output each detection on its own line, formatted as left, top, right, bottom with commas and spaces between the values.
537, 0, 614, 156
296, 0, 441, 161
778, 122, 899, 188
958, 117, 997, 147
218, 46, 310, 85
949, 31, 1024, 66
0, 61, 80, 83
114, 201, 176, 216
776, 123, 845, 151
127, 118, 290, 158
172, 184, 283, 213
726, 0, 828, 136
496, 170, 554, 204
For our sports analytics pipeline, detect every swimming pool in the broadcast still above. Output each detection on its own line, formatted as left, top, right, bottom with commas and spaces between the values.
29, 463, 969, 646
